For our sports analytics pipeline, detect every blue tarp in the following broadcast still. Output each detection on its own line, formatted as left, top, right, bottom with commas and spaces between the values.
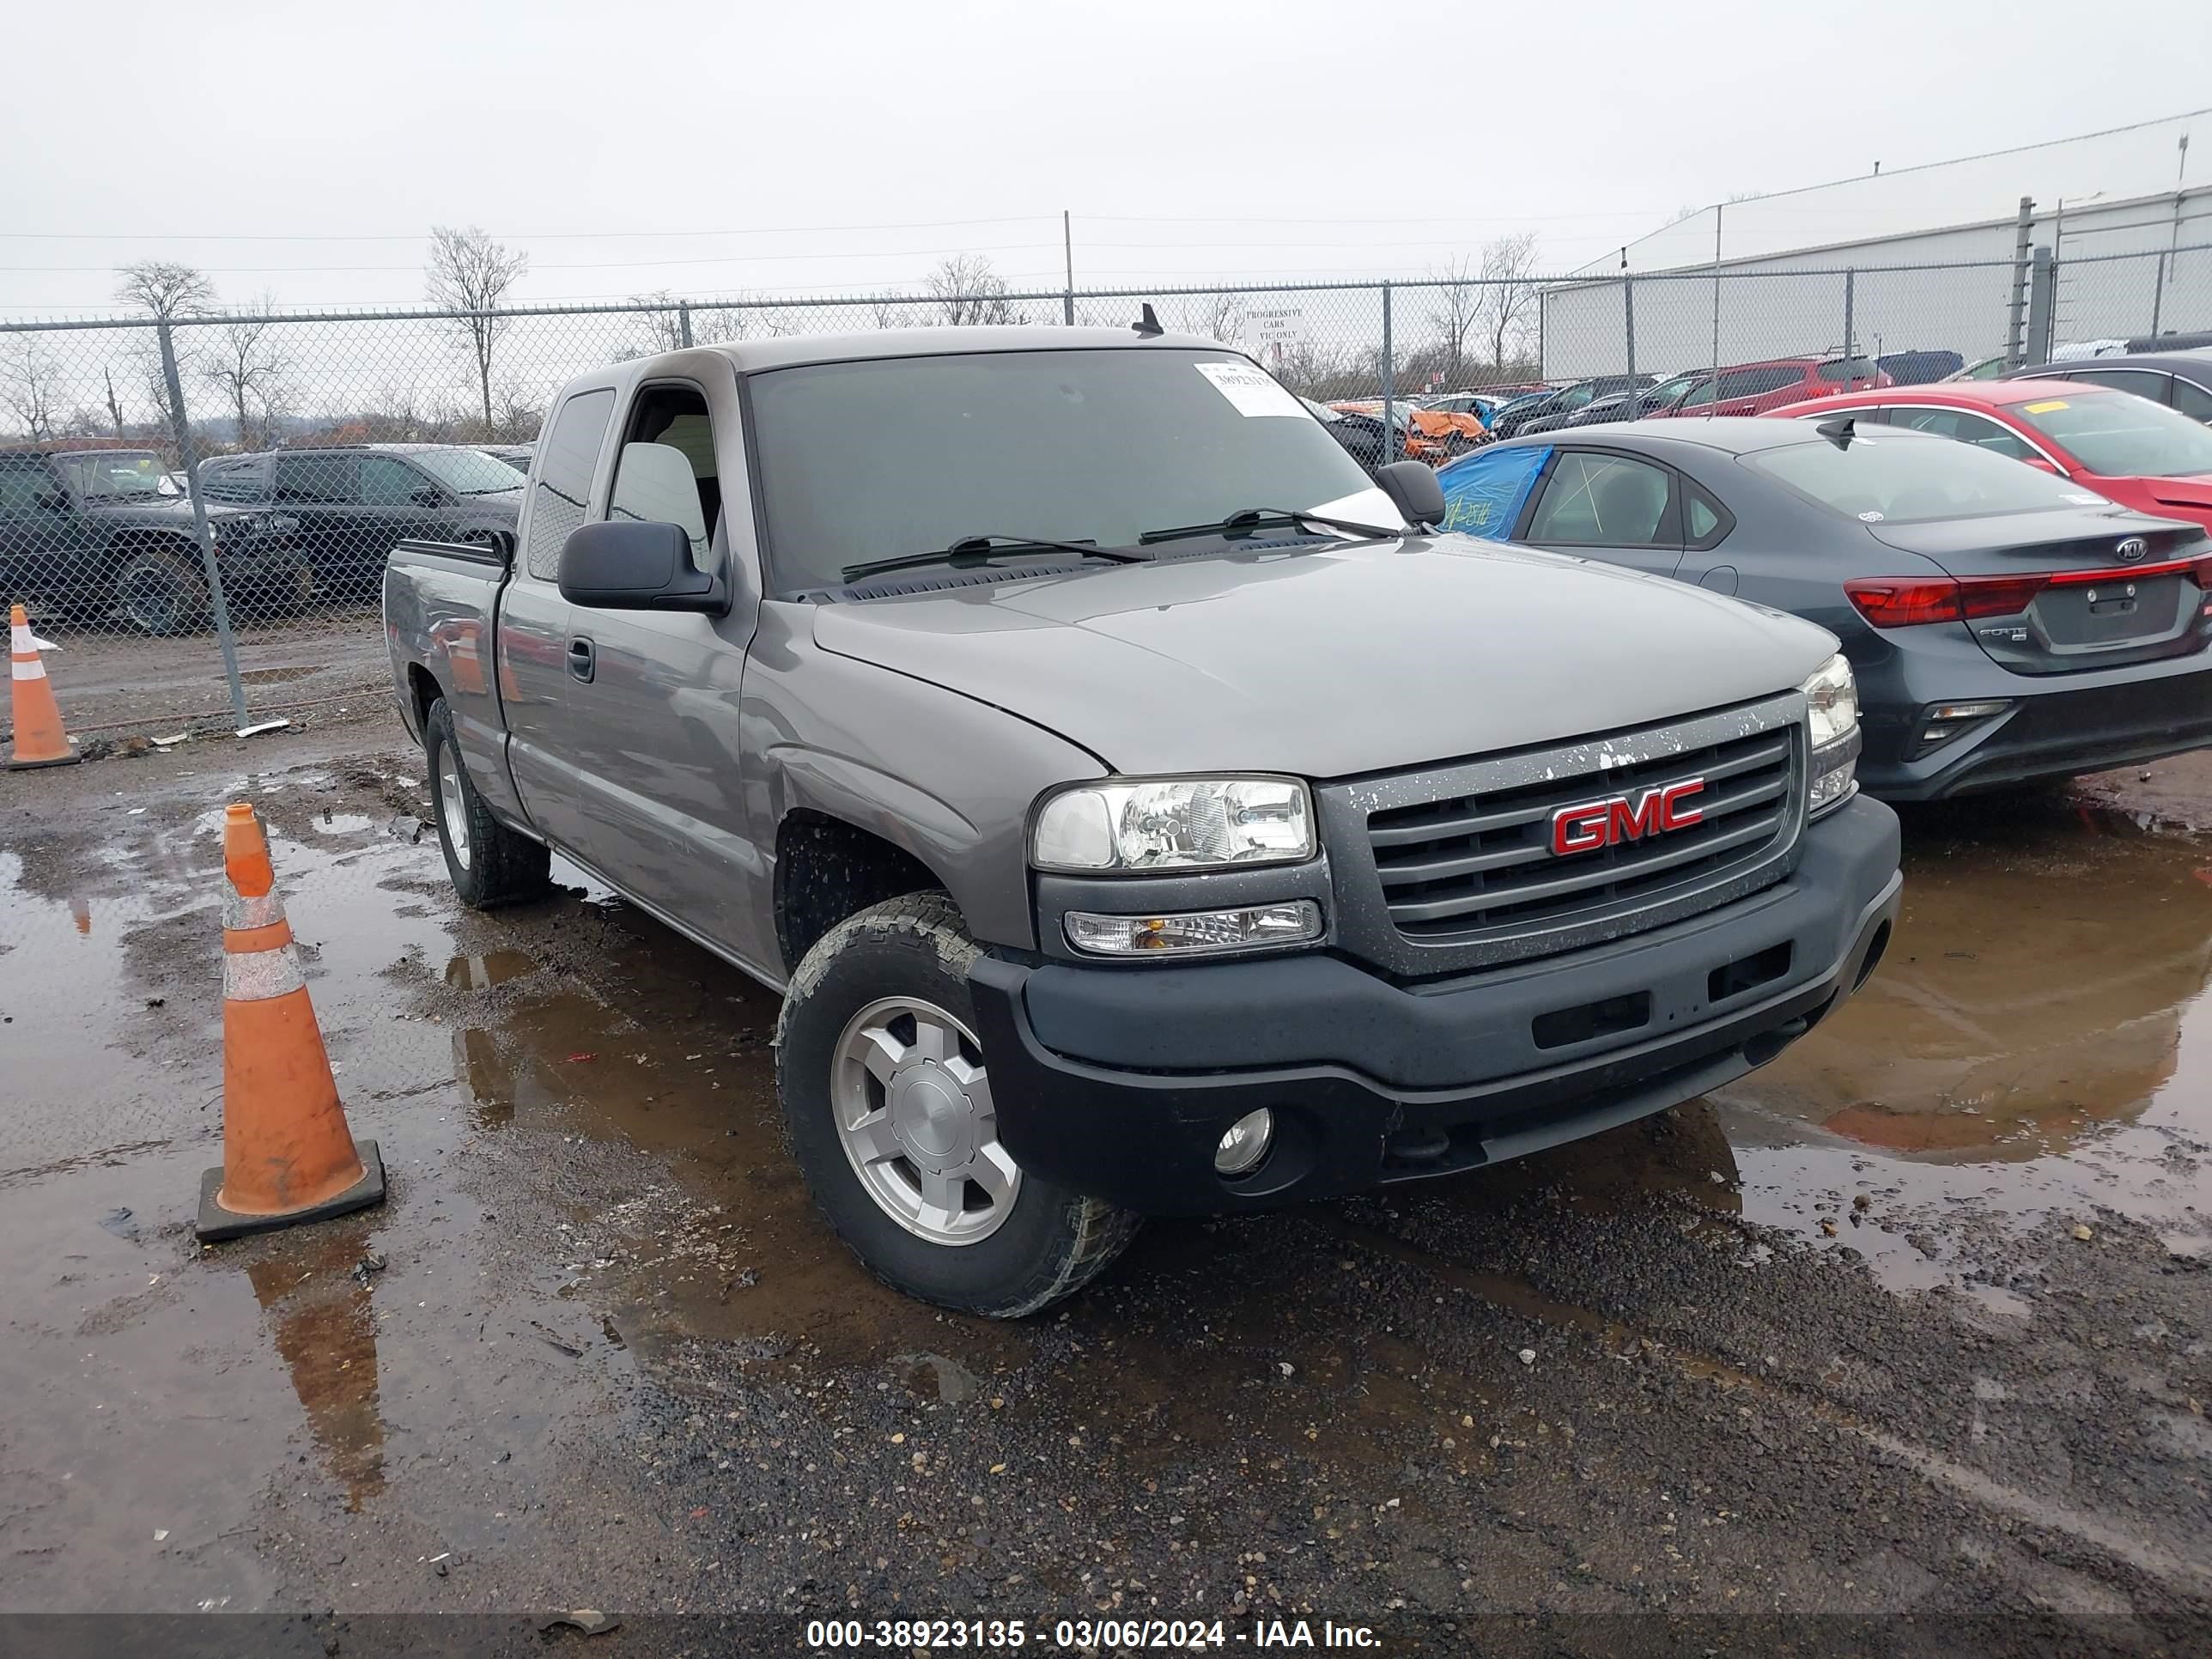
1437, 445, 1551, 539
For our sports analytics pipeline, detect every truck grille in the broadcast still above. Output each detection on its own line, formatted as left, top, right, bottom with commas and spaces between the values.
1364, 716, 1799, 946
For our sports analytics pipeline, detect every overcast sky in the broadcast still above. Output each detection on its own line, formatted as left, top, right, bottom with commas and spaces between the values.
4, 0, 2210, 316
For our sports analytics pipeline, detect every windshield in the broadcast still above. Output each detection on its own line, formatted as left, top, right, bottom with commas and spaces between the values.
53, 451, 168, 500
406, 447, 526, 495
1745, 428, 2108, 524
2011, 391, 2212, 479
748, 348, 1379, 592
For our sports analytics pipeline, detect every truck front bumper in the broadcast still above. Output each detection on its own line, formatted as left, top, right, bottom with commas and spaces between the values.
969, 795, 1901, 1216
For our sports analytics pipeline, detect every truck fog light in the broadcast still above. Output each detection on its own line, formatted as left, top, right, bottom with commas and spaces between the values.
1063, 900, 1322, 957
1214, 1109, 1274, 1176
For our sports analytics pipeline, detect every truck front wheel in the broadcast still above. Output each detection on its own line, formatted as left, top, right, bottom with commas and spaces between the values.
112, 543, 209, 635
425, 696, 551, 908
775, 891, 1140, 1317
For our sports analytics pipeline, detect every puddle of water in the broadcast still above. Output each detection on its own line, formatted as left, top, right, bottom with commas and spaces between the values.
1712, 803, 2212, 1281
313, 811, 376, 836
442, 947, 538, 991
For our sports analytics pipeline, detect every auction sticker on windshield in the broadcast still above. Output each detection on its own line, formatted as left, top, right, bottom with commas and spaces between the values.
2024, 399, 2069, 414
1194, 361, 1305, 417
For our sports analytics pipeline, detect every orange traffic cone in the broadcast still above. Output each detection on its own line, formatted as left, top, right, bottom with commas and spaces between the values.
8, 604, 79, 769
196, 802, 386, 1242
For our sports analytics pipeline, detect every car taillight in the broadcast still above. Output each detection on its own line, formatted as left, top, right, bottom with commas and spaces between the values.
1845, 555, 2212, 629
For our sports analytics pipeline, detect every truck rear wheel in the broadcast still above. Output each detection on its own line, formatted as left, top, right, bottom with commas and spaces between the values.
775, 891, 1140, 1317
425, 696, 551, 908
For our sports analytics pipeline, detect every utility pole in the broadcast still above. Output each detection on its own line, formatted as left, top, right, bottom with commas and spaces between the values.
2154, 134, 2190, 338
1708, 203, 1723, 414
1062, 210, 1075, 326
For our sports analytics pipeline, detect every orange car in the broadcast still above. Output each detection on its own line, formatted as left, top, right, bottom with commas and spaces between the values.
1327, 402, 1487, 464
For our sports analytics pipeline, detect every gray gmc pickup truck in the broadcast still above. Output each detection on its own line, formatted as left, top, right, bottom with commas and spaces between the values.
384, 324, 1901, 1316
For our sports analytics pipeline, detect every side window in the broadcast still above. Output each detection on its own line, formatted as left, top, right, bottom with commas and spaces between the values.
1890, 408, 2031, 460
1676, 376, 1717, 410
1685, 484, 1730, 547
2173, 379, 2212, 422
524, 388, 617, 580
275, 453, 357, 503
0, 463, 58, 512
2069, 368, 2168, 403
359, 456, 426, 507
605, 384, 719, 572
1525, 453, 1674, 546
1437, 444, 1549, 540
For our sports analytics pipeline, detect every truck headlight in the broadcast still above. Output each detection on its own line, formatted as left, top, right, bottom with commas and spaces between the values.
1802, 653, 1859, 816
1031, 776, 1314, 872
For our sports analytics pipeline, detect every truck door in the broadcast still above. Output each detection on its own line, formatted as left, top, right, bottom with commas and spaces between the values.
556, 374, 768, 965
0, 457, 89, 602
500, 386, 615, 853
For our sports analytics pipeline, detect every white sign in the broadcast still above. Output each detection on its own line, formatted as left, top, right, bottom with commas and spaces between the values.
1247, 305, 1305, 344
1194, 361, 1306, 418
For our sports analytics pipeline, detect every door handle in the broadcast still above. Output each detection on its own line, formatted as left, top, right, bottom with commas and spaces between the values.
567, 636, 595, 683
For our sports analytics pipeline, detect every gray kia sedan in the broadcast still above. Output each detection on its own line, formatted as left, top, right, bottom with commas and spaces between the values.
1435, 417, 2212, 799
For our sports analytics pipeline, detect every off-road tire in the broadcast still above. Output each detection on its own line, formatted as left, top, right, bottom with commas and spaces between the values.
775, 891, 1141, 1316
425, 696, 551, 908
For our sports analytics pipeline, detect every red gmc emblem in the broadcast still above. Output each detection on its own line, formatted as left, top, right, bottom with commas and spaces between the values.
1550, 778, 1706, 857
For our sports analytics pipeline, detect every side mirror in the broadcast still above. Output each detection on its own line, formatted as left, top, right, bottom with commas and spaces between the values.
558, 520, 726, 613
1374, 459, 1446, 530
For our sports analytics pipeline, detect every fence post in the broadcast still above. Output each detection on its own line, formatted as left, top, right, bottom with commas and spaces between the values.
1379, 283, 1394, 459
156, 320, 249, 730
1841, 268, 1855, 365
2006, 195, 2034, 366
2026, 246, 2057, 365
1622, 274, 1636, 386
678, 301, 694, 349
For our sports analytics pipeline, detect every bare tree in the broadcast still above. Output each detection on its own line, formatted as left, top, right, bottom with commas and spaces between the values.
924, 254, 1015, 326
199, 291, 289, 448
425, 225, 529, 433
616, 289, 750, 360
3, 335, 62, 441
1474, 232, 1541, 375
1179, 291, 1244, 343
103, 367, 128, 436
1426, 254, 1483, 381
113, 260, 216, 322
112, 261, 216, 435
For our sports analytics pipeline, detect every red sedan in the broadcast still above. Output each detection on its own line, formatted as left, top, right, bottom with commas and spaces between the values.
1768, 378, 2212, 533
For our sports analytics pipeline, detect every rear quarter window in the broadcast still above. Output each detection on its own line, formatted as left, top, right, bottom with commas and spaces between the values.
524, 389, 617, 579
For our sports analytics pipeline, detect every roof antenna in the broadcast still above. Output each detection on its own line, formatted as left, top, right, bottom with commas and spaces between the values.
1132, 302, 1164, 338
1816, 415, 1857, 448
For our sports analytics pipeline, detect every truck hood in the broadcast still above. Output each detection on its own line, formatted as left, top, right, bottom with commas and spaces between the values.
83, 495, 249, 526
810, 536, 1838, 776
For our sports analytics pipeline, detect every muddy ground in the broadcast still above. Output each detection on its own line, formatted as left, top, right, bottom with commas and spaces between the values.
2, 716, 2209, 1656
3, 609, 391, 740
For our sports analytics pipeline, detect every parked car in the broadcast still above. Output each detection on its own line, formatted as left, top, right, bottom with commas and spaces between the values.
1434, 418, 2212, 800
1300, 397, 1384, 471
1945, 354, 2012, 382
1774, 378, 2212, 533
385, 325, 1899, 1316
1422, 391, 1511, 425
479, 443, 537, 474
204, 443, 525, 596
1999, 348, 2212, 423
1645, 355, 1888, 420
0, 446, 308, 634
1875, 349, 1965, 387
1490, 375, 1656, 440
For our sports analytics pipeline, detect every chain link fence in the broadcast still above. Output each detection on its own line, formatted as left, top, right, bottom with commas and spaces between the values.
3, 241, 2207, 740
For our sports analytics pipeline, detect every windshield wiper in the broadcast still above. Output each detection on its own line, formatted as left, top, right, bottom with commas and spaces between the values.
842, 534, 1147, 584
1137, 506, 1404, 546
